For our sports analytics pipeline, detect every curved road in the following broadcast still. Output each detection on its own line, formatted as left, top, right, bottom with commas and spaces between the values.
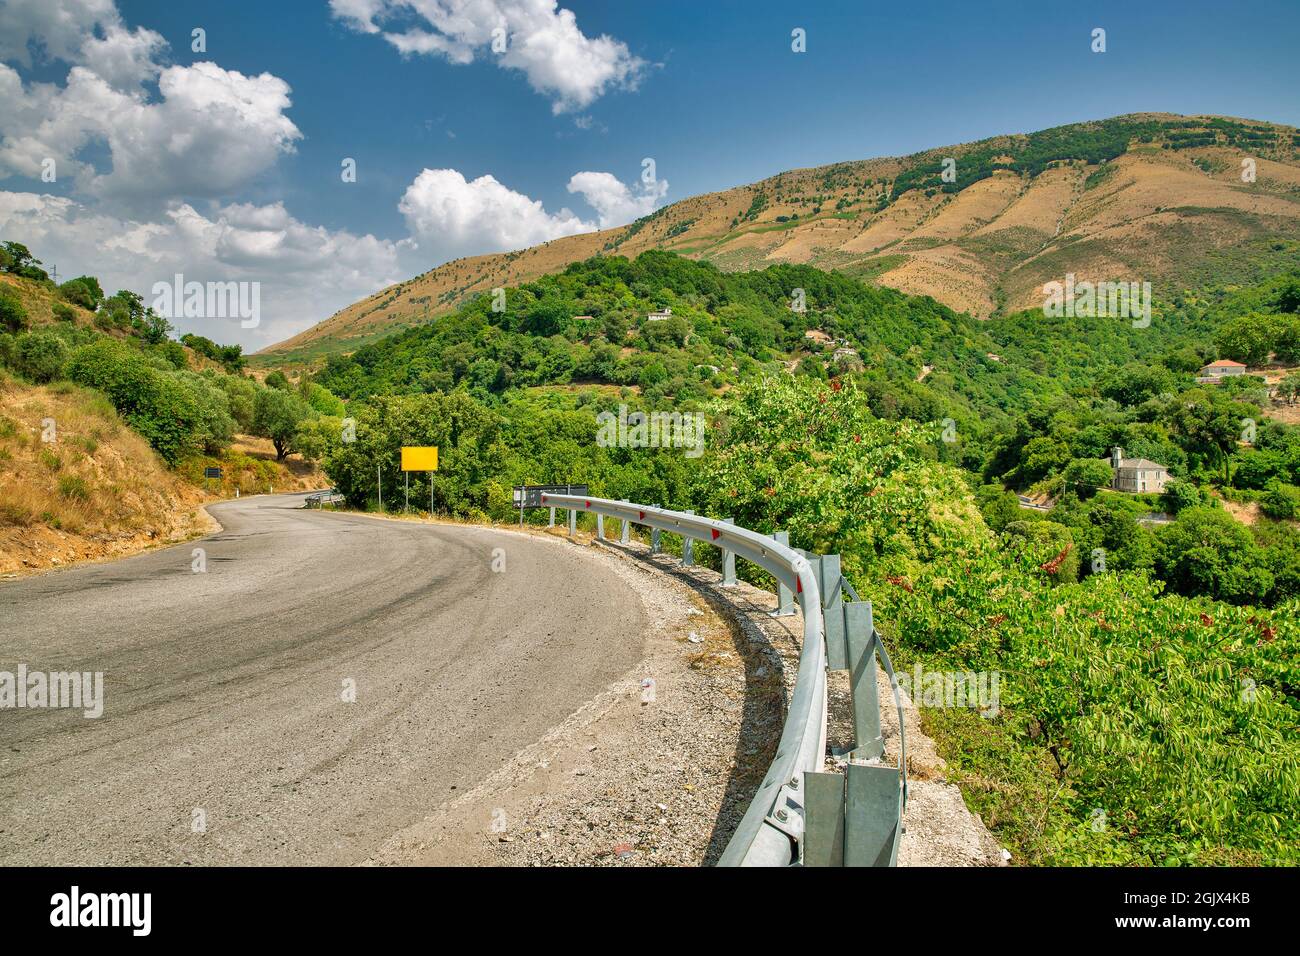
0, 493, 647, 865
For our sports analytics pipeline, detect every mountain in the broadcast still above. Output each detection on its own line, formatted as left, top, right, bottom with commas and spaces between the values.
259, 113, 1300, 361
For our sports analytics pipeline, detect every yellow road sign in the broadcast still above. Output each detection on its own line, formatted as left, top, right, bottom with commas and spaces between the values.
400, 446, 438, 471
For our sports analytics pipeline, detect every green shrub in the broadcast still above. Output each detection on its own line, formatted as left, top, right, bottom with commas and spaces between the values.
65, 338, 201, 464
1260, 481, 1300, 520
58, 276, 104, 311
0, 290, 28, 333
57, 475, 89, 500
14, 331, 69, 383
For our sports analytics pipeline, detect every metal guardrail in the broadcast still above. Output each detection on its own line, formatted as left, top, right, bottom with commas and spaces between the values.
306, 491, 346, 508
540, 493, 907, 867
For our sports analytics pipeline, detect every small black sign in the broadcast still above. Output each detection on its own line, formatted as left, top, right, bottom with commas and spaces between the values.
204, 467, 222, 479
512, 484, 589, 509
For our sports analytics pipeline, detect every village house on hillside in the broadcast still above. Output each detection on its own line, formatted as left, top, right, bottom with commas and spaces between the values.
1108, 447, 1170, 494
1196, 359, 1247, 384
646, 307, 673, 321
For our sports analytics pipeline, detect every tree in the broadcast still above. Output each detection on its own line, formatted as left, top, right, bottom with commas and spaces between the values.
1275, 315, 1300, 364
1276, 372, 1300, 406
1062, 458, 1113, 498
1155, 507, 1273, 605
0, 242, 48, 281
59, 276, 104, 311
103, 289, 145, 322
1100, 362, 1173, 406
1161, 478, 1204, 514
1003, 520, 1079, 583
323, 391, 505, 514
293, 415, 342, 463
1260, 480, 1300, 521
220, 375, 258, 432
14, 332, 68, 383
65, 338, 201, 464
1274, 276, 1300, 314
1166, 388, 1248, 481
175, 371, 236, 454
0, 290, 28, 333
975, 484, 1024, 533
1215, 313, 1275, 366
253, 387, 312, 460
263, 369, 290, 391
300, 381, 345, 416
133, 308, 172, 345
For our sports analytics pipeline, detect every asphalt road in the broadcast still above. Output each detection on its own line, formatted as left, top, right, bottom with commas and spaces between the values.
0, 493, 648, 865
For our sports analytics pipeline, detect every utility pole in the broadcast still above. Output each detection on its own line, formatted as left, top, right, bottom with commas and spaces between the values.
377, 464, 382, 510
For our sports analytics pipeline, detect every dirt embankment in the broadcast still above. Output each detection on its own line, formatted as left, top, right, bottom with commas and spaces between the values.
0, 379, 326, 576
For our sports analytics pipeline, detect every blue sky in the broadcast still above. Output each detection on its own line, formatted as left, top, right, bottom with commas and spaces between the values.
1, 0, 1298, 348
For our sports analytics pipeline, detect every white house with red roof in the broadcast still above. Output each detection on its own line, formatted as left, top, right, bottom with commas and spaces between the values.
1197, 359, 1247, 383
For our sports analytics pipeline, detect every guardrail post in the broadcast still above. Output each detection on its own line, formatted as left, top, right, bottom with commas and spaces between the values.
596, 513, 605, 540
681, 510, 694, 567
721, 518, 737, 586
846, 603, 884, 761
803, 772, 846, 866
620, 500, 631, 544
845, 763, 902, 867
771, 531, 796, 616
805, 759, 901, 867
548, 506, 556, 527
816, 554, 848, 669
568, 508, 576, 537
651, 526, 661, 553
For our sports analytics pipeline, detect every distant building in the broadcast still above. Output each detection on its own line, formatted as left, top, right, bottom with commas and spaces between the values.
831, 346, 860, 363
1197, 359, 1247, 384
646, 307, 673, 322
1108, 447, 1170, 494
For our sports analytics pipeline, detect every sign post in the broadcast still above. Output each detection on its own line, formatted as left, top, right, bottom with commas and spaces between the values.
204, 466, 222, 494
400, 446, 439, 516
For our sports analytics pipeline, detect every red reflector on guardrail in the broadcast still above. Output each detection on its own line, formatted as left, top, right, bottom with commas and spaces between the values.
711, 529, 720, 540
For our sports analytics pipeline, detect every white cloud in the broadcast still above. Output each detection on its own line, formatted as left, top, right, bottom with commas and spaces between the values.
330, 0, 645, 113
397, 165, 669, 261
0, 0, 164, 91
0, 0, 302, 211
78, 22, 167, 90
0, 0, 119, 68
567, 170, 667, 229
0, 191, 406, 349
398, 167, 595, 260
0, 61, 302, 207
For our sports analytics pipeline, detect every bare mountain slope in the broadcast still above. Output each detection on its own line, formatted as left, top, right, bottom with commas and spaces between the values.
260, 113, 1300, 360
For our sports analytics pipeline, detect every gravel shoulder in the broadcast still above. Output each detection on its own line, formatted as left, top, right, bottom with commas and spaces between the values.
368, 526, 1005, 867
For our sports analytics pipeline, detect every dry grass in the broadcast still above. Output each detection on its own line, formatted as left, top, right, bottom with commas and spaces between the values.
0, 273, 96, 329
258, 114, 1300, 361
0, 376, 214, 574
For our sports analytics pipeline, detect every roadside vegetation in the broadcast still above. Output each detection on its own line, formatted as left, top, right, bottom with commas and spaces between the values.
3, 235, 1296, 864
0, 241, 329, 569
